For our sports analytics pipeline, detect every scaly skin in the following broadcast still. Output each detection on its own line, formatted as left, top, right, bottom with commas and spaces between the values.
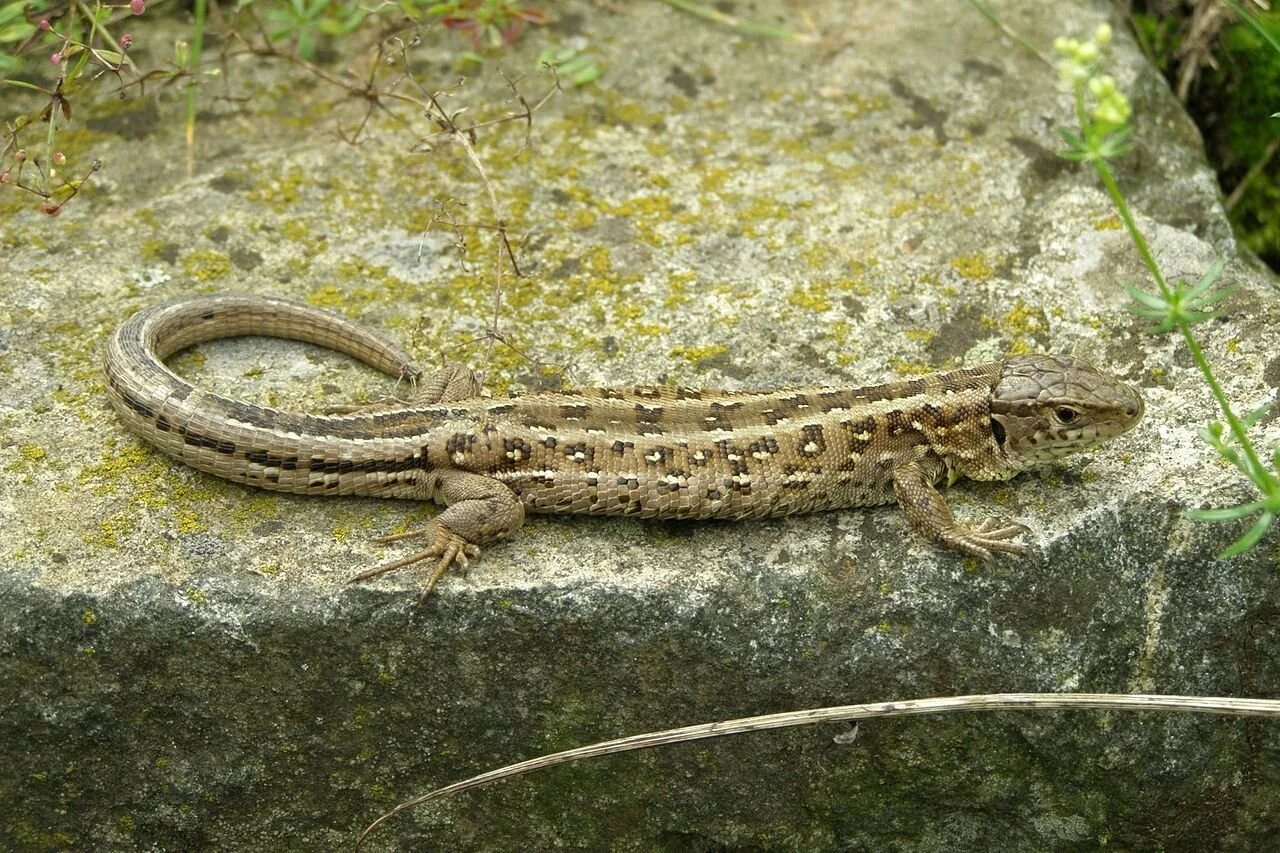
104, 294, 1144, 601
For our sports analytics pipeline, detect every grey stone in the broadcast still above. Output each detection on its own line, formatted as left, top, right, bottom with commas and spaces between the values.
2, 1, 1278, 850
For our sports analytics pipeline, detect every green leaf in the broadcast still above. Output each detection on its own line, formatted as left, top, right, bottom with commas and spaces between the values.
1184, 256, 1227, 301
1238, 402, 1271, 430
0, 2, 29, 26
0, 21, 34, 41
1190, 284, 1237, 309
1219, 511, 1274, 558
1057, 127, 1085, 148
1, 77, 43, 90
1185, 501, 1264, 521
1124, 284, 1168, 310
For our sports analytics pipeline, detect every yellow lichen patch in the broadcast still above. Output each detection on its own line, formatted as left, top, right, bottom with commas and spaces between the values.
669, 344, 728, 364
699, 166, 732, 193
903, 329, 937, 343
736, 195, 804, 238
950, 252, 995, 281
140, 239, 172, 261
244, 166, 306, 212
88, 513, 134, 548
889, 191, 949, 218
79, 440, 233, 545
281, 218, 318, 244
802, 242, 837, 270
181, 250, 232, 282
19, 443, 46, 462
175, 508, 206, 534
1093, 214, 1123, 230
599, 96, 668, 129
888, 358, 937, 376
998, 298, 1049, 354
664, 271, 697, 310
787, 282, 833, 313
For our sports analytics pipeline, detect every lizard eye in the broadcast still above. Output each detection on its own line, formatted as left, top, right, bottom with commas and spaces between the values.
1055, 407, 1078, 424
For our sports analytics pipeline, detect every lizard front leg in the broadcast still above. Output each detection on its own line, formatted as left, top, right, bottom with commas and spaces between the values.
891, 457, 1029, 562
350, 470, 525, 604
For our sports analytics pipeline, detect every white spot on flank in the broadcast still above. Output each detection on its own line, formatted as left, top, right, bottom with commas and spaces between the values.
804, 442, 819, 453
452, 452, 466, 465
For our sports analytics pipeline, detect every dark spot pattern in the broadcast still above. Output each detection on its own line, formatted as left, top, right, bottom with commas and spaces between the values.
798, 424, 826, 457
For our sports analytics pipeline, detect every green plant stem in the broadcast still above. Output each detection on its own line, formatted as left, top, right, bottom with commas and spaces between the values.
1177, 324, 1276, 489
1091, 159, 1273, 491
657, 0, 813, 41
76, 0, 138, 71
1092, 158, 1170, 296
43, 4, 74, 197
185, 0, 207, 153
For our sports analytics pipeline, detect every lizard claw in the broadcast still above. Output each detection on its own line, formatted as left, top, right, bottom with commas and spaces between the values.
349, 524, 482, 604
945, 517, 1031, 562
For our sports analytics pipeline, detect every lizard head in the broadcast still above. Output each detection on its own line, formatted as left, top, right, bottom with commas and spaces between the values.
990, 354, 1143, 470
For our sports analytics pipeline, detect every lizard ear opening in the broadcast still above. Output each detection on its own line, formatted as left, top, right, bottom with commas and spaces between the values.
990, 416, 1007, 447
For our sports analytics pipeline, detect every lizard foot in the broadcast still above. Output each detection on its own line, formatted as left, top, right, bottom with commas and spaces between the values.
349, 524, 481, 605
944, 517, 1031, 562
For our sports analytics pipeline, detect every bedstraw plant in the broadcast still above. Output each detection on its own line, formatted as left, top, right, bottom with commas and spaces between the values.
1055, 23, 1279, 556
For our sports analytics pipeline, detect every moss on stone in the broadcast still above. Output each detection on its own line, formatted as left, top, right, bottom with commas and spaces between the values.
181, 250, 232, 282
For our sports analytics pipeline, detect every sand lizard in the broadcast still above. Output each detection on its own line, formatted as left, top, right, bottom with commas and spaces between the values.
103, 294, 1144, 601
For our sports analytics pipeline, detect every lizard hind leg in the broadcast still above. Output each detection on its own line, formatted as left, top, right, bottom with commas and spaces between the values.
350, 470, 525, 604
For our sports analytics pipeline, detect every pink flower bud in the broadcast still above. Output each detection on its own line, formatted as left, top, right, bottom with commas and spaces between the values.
53, 152, 66, 166
40, 200, 61, 217
39, 19, 50, 30
14, 149, 26, 162
50, 51, 61, 64
0, 171, 10, 185
120, 33, 133, 50
130, 0, 144, 14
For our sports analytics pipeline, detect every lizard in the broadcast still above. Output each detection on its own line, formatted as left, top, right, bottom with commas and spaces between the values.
103, 293, 1144, 602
